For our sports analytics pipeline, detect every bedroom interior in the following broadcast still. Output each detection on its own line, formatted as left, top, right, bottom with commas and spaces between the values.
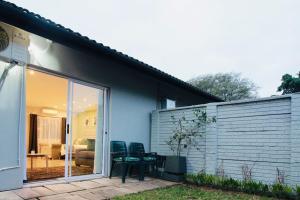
26, 69, 103, 181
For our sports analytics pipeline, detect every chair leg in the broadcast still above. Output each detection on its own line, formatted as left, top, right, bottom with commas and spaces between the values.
155, 162, 159, 177
109, 162, 114, 179
149, 163, 154, 176
139, 162, 145, 181
128, 165, 133, 177
121, 163, 127, 183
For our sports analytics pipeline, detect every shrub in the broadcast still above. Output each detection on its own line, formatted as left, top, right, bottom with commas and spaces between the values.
221, 178, 241, 191
271, 183, 294, 199
242, 181, 269, 196
185, 173, 298, 199
259, 182, 270, 196
212, 176, 224, 189
296, 186, 300, 199
185, 173, 209, 186
185, 174, 197, 184
202, 174, 216, 186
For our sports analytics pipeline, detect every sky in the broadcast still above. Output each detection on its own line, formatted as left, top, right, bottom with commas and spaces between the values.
9, 0, 300, 97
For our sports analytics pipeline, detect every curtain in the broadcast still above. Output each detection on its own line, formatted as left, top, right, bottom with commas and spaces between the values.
28, 114, 38, 153
37, 116, 62, 148
61, 117, 66, 144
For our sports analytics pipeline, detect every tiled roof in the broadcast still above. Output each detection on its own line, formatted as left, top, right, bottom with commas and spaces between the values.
0, 0, 222, 102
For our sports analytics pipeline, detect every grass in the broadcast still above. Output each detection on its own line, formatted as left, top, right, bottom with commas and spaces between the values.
114, 185, 274, 200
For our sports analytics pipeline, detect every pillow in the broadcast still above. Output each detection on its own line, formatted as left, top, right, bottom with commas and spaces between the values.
74, 138, 88, 145
87, 139, 95, 151
73, 145, 87, 151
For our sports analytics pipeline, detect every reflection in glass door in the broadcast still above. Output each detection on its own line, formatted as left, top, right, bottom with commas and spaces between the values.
66, 81, 105, 177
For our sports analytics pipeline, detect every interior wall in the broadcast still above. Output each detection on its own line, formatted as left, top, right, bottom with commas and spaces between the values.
25, 106, 66, 153
72, 109, 97, 142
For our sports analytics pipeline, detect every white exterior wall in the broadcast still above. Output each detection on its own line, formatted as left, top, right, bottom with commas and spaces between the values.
150, 94, 300, 186
290, 94, 300, 185
151, 106, 207, 173
216, 97, 291, 184
0, 63, 25, 191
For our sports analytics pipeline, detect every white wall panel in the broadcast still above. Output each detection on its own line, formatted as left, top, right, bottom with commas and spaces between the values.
151, 95, 300, 186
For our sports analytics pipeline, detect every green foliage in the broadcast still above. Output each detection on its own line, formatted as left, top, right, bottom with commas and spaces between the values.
185, 174, 198, 185
166, 108, 215, 157
189, 72, 258, 101
278, 73, 300, 94
296, 186, 300, 199
201, 174, 216, 186
185, 173, 218, 187
242, 181, 269, 195
185, 173, 298, 199
221, 178, 242, 191
114, 185, 274, 200
271, 183, 294, 199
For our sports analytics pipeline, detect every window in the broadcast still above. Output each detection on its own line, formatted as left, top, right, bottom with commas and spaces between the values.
161, 98, 176, 109
166, 99, 176, 109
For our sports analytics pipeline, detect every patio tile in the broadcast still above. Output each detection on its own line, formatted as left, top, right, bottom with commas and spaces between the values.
90, 178, 115, 186
0, 191, 23, 200
150, 179, 177, 187
115, 187, 136, 194
44, 183, 82, 194
0, 178, 174, 200
70, 190, 106, 200
88, 185, 117, 193
62, 194, 87, 200
31, 187, 55, 196
70, 180, 102, 189
132, 182, 158, 191
124, 178, 140, 183
96, 186, 129, 198
12, 188, 40, 199
144, 177, 154, 181
121, 183, 152, 193
40, 193, 73, 200
108, 177, 128, 185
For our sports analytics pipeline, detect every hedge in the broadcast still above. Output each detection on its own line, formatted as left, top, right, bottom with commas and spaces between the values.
185, 173, 300, 200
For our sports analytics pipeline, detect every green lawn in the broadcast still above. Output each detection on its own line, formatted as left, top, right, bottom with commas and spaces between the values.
114, 185, 274, 200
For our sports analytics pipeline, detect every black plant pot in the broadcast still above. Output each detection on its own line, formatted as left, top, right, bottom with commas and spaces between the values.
163, 156, 186, 182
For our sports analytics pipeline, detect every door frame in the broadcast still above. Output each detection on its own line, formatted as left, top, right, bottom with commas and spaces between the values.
65, 79, 109, 180
22, 65, 111, 183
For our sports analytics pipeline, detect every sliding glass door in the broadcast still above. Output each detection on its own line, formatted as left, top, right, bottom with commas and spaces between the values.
25, 68, 107, 182
65, 81, 105, 178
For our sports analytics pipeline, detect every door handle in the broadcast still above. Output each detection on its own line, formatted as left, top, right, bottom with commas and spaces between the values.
67, 124, 70, 134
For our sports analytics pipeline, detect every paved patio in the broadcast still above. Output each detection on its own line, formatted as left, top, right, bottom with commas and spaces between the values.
0, 177, 177, 200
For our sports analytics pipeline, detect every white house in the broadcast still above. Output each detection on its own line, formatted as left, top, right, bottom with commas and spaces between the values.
0, 1, 221, 191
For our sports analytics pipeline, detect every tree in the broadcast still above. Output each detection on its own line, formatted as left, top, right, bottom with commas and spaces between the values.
188, 73, 258, 101
277, 72, 300, 94
166, 108, 216, 157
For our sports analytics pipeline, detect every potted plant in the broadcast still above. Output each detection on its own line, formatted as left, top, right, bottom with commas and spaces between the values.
164, 108, 216, 181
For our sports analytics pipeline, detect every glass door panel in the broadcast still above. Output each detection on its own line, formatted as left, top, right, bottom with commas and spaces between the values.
66, 81, 104, 177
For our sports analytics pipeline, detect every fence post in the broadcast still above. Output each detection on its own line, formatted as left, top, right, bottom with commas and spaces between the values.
205, 103, 218, 175
290, 93, 300, 186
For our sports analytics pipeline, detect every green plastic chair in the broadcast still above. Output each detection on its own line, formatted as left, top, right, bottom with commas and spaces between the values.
109, 141, 144, 183
128, 142, 157, 176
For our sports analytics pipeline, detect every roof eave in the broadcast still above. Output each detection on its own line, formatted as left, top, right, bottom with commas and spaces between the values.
0, 0, 223, 102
